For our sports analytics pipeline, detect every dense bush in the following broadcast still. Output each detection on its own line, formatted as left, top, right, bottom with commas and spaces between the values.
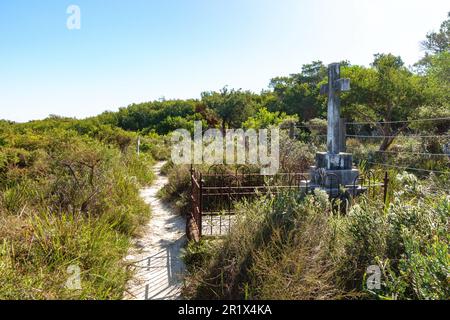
279, 131, 317, 173
96, 100, 199, 135
0, 121, 156, 299
0, 13, 447, 300
183, 173, 449, 300
158, 164, 192, 214
139, 133, 171, 161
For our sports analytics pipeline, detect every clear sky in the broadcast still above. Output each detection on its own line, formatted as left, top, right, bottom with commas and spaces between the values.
0, 0, 448, 122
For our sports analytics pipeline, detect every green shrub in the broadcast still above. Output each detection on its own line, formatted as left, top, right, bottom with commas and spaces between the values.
377, 197, 449, 299
279, 131, 317, 173
184, 181, 449, 300
0, 212, 131, 299
158, 164, 191, 214
184, 193, 349, 300
0, 120, 156, 299
160, 160, 174, 176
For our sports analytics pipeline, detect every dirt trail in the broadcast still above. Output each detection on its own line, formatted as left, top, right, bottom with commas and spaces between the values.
124, 162, 186, 300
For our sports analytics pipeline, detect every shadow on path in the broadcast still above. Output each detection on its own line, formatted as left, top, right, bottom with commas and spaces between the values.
124, 162, 186, 300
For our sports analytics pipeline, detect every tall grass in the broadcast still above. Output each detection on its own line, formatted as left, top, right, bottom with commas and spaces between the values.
183, 192, 351, 300
0, 126, 156, 299
0, 212, 131, 299
183, 174, 449, 300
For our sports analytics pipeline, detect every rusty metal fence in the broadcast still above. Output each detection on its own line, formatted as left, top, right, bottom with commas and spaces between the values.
188, 167, 389, 242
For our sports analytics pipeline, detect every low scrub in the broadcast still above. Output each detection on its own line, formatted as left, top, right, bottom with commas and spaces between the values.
183, 173, 449, 300
158, 163, 192, 214
0, 123, 156, 299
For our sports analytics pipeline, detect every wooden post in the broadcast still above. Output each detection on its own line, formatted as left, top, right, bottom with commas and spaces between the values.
189, 165, 195, 241
199, 173, 203, 238
187, 167, 193, 241
383, 172, 389, 205
137, 136, 141, 156
289, 122, 295, 139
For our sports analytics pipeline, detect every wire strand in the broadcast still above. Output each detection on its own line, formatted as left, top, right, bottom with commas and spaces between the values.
373, 150, 450, 157
347, 149, 450, 157
365, 162, 450, 174
346, 117, 450, 126
294, 125, 326, 129
346, 135, 450, 139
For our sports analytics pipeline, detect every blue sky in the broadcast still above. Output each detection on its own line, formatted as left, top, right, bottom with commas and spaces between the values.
0, 0, 448, 122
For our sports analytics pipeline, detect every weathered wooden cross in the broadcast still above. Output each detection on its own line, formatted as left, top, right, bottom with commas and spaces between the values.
320, 63, 350, 155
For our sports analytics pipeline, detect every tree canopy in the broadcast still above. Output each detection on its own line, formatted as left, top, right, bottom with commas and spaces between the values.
33, 13, 446, 153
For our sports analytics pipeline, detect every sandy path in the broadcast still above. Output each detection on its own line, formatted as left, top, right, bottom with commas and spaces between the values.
124, 162, 186, 300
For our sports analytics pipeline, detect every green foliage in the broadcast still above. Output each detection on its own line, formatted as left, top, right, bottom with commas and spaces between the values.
410, 104, 450, 134
138, 133, 171, 161
0, 118, 158, 299
421, 12, 449, 54
1, 12, 448, 301
35, 14, 446, 156
278, 131, 317, 173
201, 87, 260, 131
100, 99, 198, 135
243, 108, 298, 130
183, 175, 449, 300
376, 196, 449, 300
158, 164, 192, 214
341, 54, 428, 151
420, 51, 450, 107
268, 61, 328, 121
349, 136, 450, 175
159, 160, 174, 176
183, 192, 347, 300
182, 240, 218, 273
0, 211, 133, 299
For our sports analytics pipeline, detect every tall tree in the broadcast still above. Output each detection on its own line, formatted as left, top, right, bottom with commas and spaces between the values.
269, 61, 351, 121
422, 12, 450, 54
416, 12, 450, 73
201, 87, 257, 132
342, 54, 427, 151
412, 13, 450, 134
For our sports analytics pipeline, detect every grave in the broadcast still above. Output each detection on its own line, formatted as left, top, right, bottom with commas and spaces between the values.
309, 63, 360, 194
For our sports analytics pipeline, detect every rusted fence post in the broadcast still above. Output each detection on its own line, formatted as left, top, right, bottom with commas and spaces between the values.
188, 166, 203, 242
188, 166, 194, 241
383, 171, 389, 205
289, 122, 295, 139
199, 173, 203, 238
